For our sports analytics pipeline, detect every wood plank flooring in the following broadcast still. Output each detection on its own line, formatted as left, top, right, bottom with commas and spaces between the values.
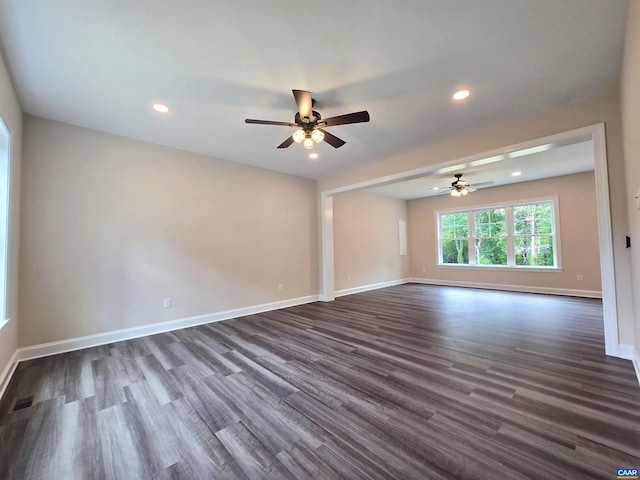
1, 284, 639, 479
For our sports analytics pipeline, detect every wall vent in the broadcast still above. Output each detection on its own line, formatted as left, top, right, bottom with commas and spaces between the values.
11, 395, 34, 412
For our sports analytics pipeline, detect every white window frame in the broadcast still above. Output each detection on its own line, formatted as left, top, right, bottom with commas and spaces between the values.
0, 116, 10, 328
436, 196, 563, 272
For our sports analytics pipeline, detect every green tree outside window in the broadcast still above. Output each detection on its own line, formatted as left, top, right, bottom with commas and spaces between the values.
474, 208, 507, 265
440, 212, 469, 264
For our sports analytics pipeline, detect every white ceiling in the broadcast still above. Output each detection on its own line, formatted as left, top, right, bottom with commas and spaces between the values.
0, 1, 628, 180
367, 139, 594, 200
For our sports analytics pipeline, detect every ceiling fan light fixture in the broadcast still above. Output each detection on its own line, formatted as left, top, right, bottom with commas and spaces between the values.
292, 129, 305, 143
311, 129, 325, 144
450, 189, 458, 197
303, 135, 314, 149
461, 188, 468, 196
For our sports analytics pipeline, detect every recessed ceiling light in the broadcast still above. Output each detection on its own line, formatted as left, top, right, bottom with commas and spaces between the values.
432, 187, 439, 191
512, 171, 522, 176
452, 89, 470, 101
309, 153, 319, 159
152, 103, 170, 113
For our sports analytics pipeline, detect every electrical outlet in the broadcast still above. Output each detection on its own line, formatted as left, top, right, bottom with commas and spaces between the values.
278, 283, 283, 291
422, 267, 426, 273
163, 298, 171, 308
577, 274, 583, 281
347, 274, 351, 280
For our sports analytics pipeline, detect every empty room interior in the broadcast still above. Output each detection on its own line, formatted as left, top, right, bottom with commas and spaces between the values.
0, 1, 639, 479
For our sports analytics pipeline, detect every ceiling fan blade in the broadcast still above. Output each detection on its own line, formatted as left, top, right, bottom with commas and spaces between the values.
322, 110, 370, 127
277, 136, 295, 149
245, 119, 297, 127
319, 129, 346, 148
469, 181, 494, 188
292, 90, 313, 119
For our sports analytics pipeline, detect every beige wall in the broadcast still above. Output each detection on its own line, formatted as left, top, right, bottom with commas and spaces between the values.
19, 116, 318, 347
0, 53, 22, 379
320, 91, 634, 344
408, 172, 601, 293
620, 1, 640, 358
333, 190, 409, 291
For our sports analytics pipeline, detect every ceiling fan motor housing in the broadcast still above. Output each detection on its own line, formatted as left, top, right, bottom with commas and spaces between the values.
295, 110, 322, 130
452, 174, 467, 190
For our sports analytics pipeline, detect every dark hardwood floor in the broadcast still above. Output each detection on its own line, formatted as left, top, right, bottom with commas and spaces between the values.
1, 284, 639, 479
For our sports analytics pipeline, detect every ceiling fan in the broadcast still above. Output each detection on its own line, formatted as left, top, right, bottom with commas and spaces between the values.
245, 89, 370, 149
442, 173, 494, 197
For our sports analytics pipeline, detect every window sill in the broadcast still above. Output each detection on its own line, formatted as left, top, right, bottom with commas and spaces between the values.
437, 264, 564, 273
0, 318, 9, 331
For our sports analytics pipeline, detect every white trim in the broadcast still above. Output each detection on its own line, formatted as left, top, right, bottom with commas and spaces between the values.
0, 349, 18, 400
591, 124, 619, 357
0, 116, 11, 321
320, 193, 335, 302
409, 278, 602, 298
335, 278, 409, 298
551, 195, 563, 270
436, 265, 563, 273
16, 294, 319, 362
617, 344, 634, 361
633, 348, 640, 387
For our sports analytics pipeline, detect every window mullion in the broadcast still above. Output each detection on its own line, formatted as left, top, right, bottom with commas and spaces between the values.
437, 213, 443, 264
468, 211, 476, 265
506, 207, 515, 266
551, 201, 559, 268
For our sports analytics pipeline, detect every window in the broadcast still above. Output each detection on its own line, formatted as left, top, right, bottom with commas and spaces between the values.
474, 208, 507, 265
440, 211, 469, 264
0, 118, 9, 321
513, 203, 554, 267
437, 199, 560, 269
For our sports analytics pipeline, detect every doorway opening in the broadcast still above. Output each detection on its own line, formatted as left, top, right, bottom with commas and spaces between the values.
320, 124, 621, 357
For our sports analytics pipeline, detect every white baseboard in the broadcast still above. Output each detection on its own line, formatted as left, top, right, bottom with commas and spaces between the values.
633, 348, 640, 387
0, 349, 19, 400
617, 343, 634, 361
408, 278, 602, 299
335, 278, 410, 298
16, 294, 319, 362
